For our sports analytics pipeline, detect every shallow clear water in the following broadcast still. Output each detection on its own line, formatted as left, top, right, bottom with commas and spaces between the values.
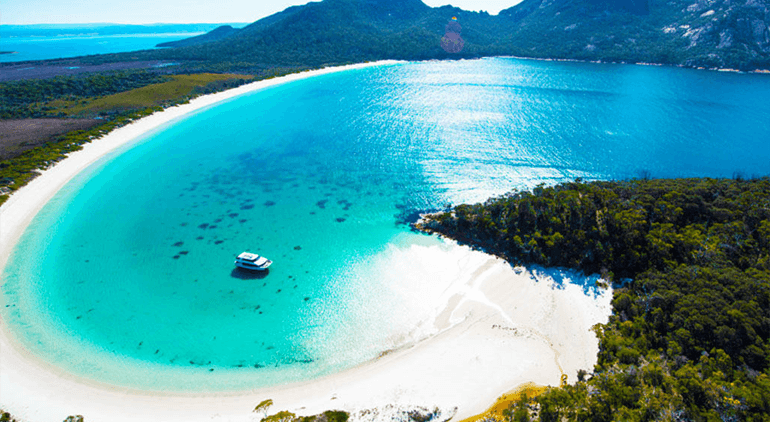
3, 58, 770, 391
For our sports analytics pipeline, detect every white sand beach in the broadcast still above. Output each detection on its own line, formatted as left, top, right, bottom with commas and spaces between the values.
0, 61, 613, 422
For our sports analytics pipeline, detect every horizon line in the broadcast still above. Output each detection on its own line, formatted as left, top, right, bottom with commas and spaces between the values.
1, 22, 251, 26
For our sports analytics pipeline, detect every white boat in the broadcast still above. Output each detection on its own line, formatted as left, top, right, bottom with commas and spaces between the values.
235, 252, 272, 271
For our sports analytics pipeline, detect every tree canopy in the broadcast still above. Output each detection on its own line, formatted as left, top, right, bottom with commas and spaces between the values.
419, 178, 770, 420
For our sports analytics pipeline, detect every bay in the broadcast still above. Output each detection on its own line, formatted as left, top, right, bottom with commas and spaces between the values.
3, 57, 770, 391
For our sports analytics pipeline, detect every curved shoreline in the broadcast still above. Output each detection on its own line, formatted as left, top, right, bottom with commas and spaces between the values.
0, 60, 612, 422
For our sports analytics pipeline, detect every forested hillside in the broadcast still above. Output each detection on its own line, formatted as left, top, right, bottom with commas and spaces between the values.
156, 25, 239, 48
499, 0, 770, 70
418, 178, 770, 420
77, 0, 770, 72
88, 0, 498, 71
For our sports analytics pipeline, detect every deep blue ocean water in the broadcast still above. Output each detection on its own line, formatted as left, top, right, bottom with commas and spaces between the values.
3, 58, 770, 391
0, 32, 201, 62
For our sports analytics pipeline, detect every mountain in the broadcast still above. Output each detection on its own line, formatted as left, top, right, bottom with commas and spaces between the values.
501, 0, 649, 20
80, 0, 770, 71
156, 25, 239, 48
498, 0, 770, 69
167, 0, 460, 64
93, 0, 503, 70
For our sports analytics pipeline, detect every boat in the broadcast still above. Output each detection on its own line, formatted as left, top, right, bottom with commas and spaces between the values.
234, 252, 272, 271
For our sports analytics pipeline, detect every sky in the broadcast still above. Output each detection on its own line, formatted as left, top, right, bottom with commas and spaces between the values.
3, 0, 525, 25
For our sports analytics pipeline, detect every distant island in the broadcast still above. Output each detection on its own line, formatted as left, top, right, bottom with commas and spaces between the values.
0, 51, 18, 55
0, 23, 246, 38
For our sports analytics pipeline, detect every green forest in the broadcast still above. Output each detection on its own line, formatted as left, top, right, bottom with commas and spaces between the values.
418, 178, 770, 421
58, 0, 770, 73
0, 71, 171, 119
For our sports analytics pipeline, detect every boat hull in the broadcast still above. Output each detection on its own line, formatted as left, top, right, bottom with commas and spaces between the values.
234, 260, 271, 271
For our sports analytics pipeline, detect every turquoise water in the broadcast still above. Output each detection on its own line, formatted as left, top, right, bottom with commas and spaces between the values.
3, 58, 770, 391
0, 32, 201, 62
